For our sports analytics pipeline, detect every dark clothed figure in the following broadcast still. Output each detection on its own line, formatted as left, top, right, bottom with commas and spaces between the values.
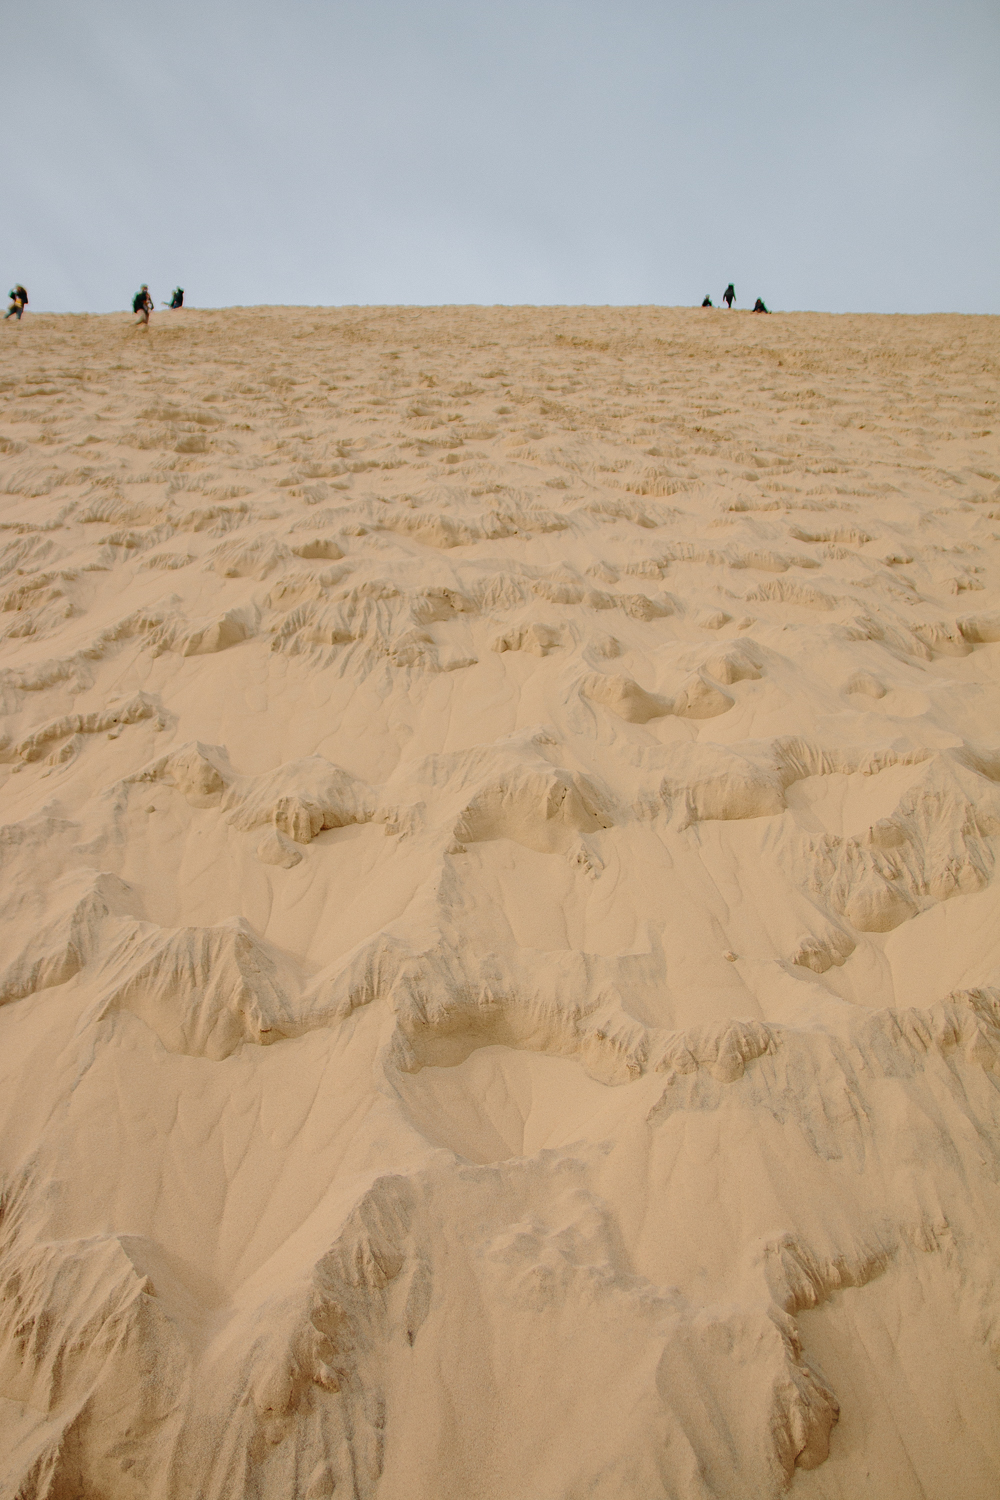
166, 288, 184, 309
753, 298, 770, 313
4, 286, 27, 320
723, 284, 735, 309
701, 296, 713, 307
133, 285, 153, 324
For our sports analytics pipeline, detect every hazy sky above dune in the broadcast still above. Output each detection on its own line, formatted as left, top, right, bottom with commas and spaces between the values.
3, 0, 999, 315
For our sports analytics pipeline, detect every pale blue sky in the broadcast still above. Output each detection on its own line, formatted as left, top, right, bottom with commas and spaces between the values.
3, 0, 998, 313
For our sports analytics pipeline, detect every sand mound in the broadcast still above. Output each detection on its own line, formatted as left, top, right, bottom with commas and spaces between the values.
1, 304, 999, 1499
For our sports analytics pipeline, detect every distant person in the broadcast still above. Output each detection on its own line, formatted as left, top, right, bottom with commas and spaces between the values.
4, 285, 27, 320
133, 284, 153, 325
701, 295, 713, 307
753, 297, 770, 313
163, 287, 184, 309
723, 284, 735, 309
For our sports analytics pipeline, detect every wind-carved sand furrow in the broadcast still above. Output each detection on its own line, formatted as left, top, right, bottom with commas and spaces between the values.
0, 1186, 189, 1499
86, 918, 306, 1058
1, 307, 1000, 1500
266, 566, 674, 674
0, 691, 162, 764
0, 868, 138, 1004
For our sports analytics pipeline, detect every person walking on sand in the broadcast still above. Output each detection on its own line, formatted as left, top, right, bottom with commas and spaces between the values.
723, 283, 735, 309
163, 287, 184, 309
133, 284, 153, 325
4, 285, 27, 320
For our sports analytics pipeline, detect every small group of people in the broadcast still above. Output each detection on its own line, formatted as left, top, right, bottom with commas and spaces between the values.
5, 285, 28, 320
701, 284, 769, 312
6, 282, 186, 325
133, 285, 184, 324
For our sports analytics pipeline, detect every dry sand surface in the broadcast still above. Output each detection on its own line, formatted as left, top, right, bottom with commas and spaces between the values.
1, 303, 999, 1499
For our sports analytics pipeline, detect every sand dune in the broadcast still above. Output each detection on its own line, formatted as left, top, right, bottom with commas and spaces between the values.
1, 304, 999, 1498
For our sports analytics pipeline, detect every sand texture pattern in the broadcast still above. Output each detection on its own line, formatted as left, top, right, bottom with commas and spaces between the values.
1, 304, 999, 1499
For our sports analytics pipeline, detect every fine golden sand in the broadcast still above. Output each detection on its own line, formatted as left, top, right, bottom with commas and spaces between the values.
1, 304, 999, 1499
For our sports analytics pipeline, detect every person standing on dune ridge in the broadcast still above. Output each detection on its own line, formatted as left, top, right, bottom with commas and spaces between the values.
133, 285, 153, 325
723, 283, 735, 308
4, 285, 27, 320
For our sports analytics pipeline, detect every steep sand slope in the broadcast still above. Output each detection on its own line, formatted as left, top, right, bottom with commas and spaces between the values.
0, 305, 999, 1499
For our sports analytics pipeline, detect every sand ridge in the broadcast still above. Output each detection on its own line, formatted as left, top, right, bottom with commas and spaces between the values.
0, 305, 999, 1497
